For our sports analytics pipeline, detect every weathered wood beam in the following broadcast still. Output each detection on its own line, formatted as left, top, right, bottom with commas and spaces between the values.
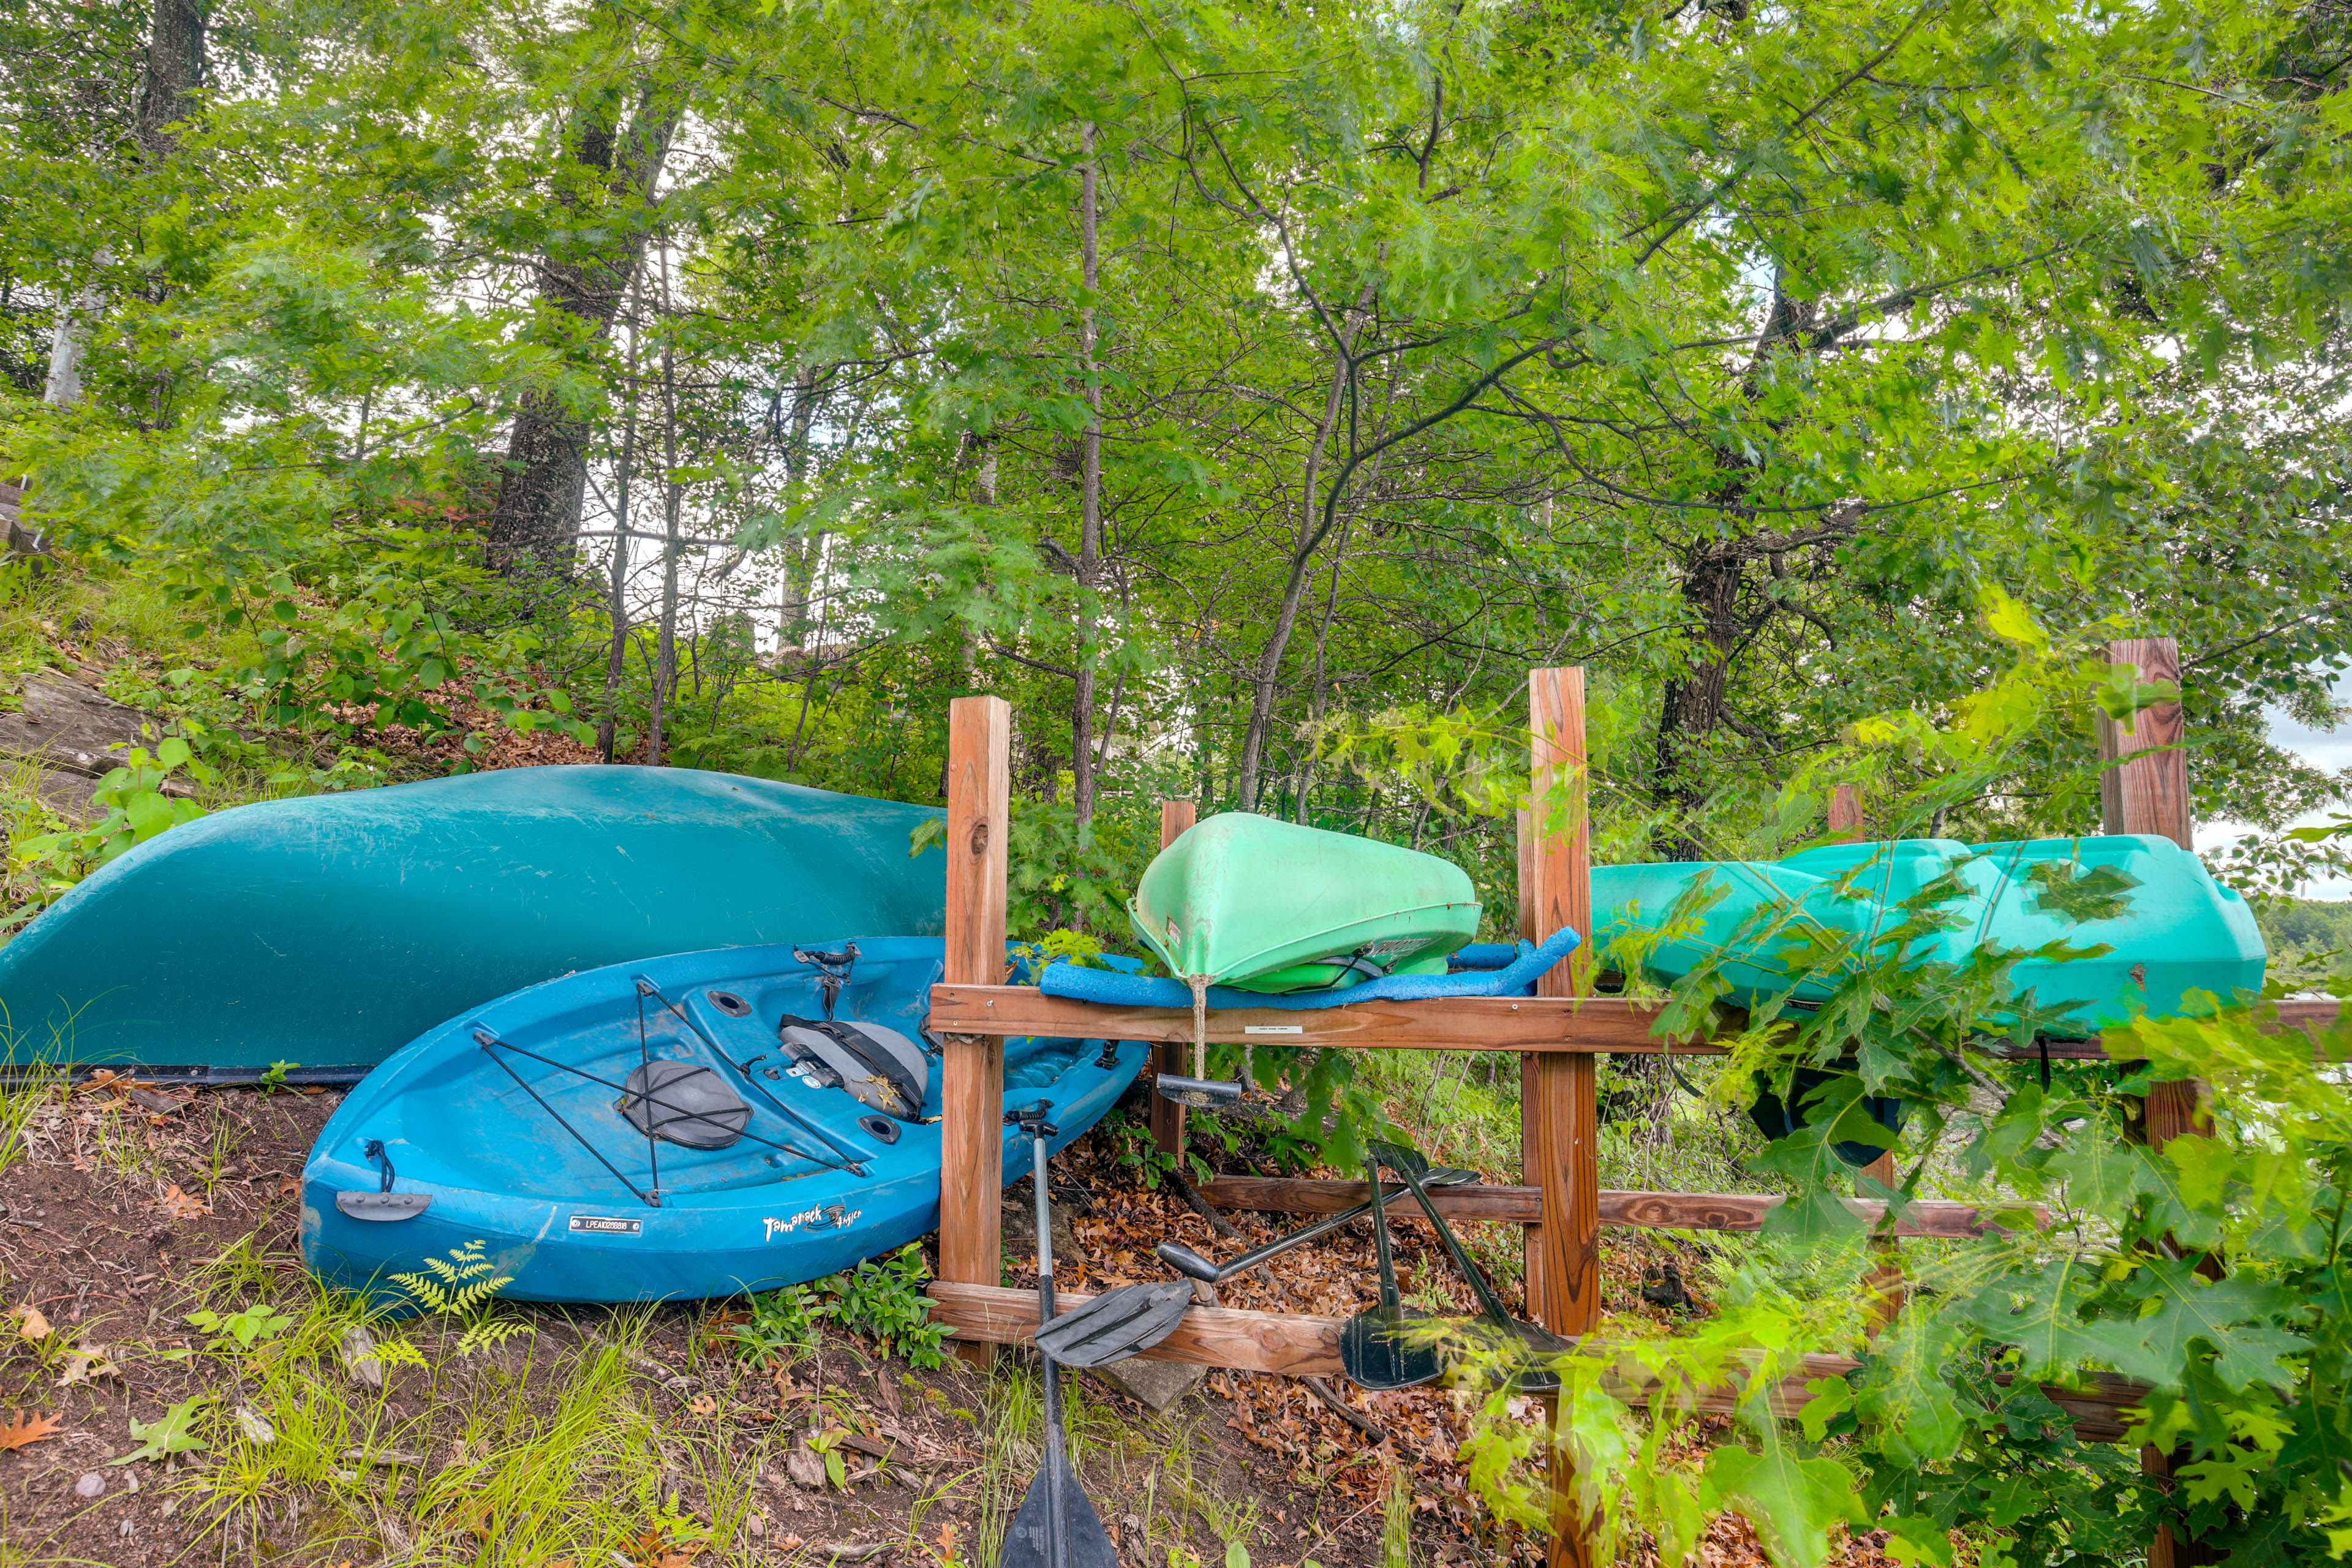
929, 984, 1729, 1053
925, 1283, 2142, 1440
929, 983, 2344, 1060
927, 1281, 1345, 1377
1194, 1177, 2045, 1238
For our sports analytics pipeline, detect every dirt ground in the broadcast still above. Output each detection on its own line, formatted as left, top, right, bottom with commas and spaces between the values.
0, 1079, 1900, 1568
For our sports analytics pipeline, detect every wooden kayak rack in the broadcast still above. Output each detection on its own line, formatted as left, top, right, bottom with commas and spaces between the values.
924, 644, 2322, 1567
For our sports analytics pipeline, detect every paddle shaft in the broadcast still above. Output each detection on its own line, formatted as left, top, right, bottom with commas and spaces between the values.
1365, 1154, 1404, 1314
1159, 1169, 1476, 1284
1384, 1150, 1530, 1332
1030, 1126, 1069, 1568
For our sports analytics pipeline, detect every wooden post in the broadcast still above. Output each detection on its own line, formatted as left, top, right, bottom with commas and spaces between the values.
941, 696, 1011, 1365
2098, 636, 2220, 1568
1151, 799, 1198, 1161
1525, 668, 1599, 1567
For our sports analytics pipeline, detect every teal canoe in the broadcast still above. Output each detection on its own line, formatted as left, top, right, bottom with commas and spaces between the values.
1129, 813, 1481, 993
1591, 834, 2263, 1031
0, 767, 944, 1079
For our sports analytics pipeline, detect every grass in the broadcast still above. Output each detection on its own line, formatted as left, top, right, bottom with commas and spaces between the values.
967, 1354, 1267, 1568
0, 1062, 61, 1176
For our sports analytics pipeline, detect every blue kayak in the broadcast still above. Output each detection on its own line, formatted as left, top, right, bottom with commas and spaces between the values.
1, 766, 945, 1079
301, 938, 1145, 1304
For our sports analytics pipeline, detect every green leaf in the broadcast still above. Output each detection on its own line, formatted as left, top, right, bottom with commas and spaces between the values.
2107, 1258, 2309, 1393
111, 1396, 211, 1464
1956, 1257, 2106, 1379
1698, 1444, 1866, 1566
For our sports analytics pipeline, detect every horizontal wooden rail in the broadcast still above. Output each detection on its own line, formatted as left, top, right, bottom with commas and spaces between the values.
930, 985, 1727, 1054
1197, 1177, 2044, 1238
932, 985, 2346, 1060
928, 1281, 1345, 1376
927, 1283, 2141, 1439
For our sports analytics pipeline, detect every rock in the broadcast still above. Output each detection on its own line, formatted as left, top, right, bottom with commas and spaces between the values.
783, 1446, 827, 1488
234, 1406, 277, 1446
73, 1472, 103, 1499
1084, 1355, 1205, 1412
1000, 1197, 1083, 1268
338, 1325, 383, 1388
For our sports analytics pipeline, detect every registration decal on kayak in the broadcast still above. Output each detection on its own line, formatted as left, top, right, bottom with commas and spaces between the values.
764, 1205, 861, 1241
569, 1215, 643, 1235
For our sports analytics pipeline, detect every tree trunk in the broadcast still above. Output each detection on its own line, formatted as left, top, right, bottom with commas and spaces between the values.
136, 0, 205, 158
649, 238, 682, 766
1291, 518, 1354, 822
1071, 124, 1104, 836
1234, 279, 1378, 809
777, 364, 826, 649
49, 0, 205, 409
1649, 277, 1822, 856
597, 289, 642, 763
488, 71, 686, 573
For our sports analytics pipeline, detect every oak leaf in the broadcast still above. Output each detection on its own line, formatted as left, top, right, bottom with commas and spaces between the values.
0, 1410, 63, 1451
159, 1185, 210, 1220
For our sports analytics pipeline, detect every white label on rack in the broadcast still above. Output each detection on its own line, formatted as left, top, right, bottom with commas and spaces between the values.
1243, 1025, 1304, 1035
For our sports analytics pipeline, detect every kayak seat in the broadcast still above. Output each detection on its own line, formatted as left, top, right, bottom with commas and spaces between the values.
618, 1060, 753, 1150
778, 1017, 929, 1121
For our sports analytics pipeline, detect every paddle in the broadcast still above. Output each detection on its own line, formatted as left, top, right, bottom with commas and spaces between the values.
1372, 1141, 1570, 1392
1155, 1167, 1481, 1284
1001, 1103, 1118, 1568
1042, 1167, 1483, 1369
1337, 1153, 1444, 1391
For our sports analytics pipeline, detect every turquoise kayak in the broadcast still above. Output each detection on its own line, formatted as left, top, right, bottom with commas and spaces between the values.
303, 937, 1148, 1304
0, 767, 944, 1079
1592, 834, 2263, 1031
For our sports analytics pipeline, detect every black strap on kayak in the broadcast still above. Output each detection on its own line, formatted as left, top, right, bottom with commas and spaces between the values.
472, 1028, 867, 1206
778, 1014, 924, 1120
363, 1139, 396, 1194
474, 1031, 660, 1208
1257, 948, 1392, 995
631, 979, 872, 1172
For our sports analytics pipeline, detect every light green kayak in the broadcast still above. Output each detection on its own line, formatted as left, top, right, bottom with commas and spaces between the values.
1128, 813, 1482, 993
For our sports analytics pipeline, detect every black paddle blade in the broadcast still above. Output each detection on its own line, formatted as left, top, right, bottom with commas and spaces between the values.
1034, 1281, 1193, 1368
1451, 1317, 1571, 1394
1155, 1074, 1244, 1109
1370, 1139, 1430, 1183
998, 1449, 1119, 1568
1339, 1305, 1444, 1391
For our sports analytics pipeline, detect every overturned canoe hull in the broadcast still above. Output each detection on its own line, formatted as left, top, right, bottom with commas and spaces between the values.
0, 766, 944, 1077
301, 937, 1146, 1304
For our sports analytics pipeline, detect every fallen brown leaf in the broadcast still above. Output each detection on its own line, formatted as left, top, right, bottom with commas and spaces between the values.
11, 1306, 50, 1342
57, 1343, 119, 1387
159, 1185, 210, 1219
688, 1393, 718, 1417
0, 1410, 63, 1452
